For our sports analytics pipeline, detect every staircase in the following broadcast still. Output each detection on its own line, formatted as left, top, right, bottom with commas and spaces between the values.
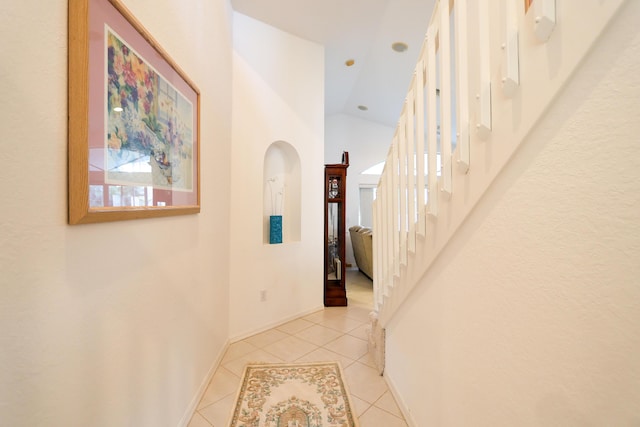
371, 0, 627, 329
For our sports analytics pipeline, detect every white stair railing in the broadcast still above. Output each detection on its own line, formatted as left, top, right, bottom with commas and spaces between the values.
372, 0, 628, 328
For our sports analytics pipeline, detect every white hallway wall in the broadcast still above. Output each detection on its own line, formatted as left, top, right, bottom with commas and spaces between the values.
325, 114, 393, 266
229, 13, 325, 338
0, 0, 233, 426
385, 2, 640, 426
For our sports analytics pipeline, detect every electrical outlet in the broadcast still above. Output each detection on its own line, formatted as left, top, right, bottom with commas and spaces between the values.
260, 290, 267, 302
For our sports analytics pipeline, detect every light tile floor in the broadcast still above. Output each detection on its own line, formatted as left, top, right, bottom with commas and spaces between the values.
188, 269, 408, 427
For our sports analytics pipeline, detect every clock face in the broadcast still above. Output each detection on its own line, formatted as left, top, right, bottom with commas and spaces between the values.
328, 176, 341, 199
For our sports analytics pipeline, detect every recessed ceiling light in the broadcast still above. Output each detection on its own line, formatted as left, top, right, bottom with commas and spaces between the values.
113, 107, 123, 112
357, 105, 368, 111
391, 42, 409, 53
345, 59, 355, 67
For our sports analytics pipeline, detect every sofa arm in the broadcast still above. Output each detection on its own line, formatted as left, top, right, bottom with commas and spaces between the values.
349, 226, 373, 280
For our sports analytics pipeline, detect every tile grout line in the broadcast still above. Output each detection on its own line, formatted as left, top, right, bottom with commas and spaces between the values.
190, 271, 403, 427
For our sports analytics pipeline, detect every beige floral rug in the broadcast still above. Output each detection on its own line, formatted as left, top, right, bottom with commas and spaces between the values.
229, 361, 359, 427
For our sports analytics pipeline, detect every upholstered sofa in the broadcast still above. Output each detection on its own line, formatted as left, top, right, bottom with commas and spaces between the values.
349, 226, 373, 280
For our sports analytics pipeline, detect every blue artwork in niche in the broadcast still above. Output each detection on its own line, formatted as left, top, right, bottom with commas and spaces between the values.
270, 215, 282, 244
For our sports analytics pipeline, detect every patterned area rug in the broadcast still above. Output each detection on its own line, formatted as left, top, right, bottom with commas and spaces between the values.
229, 361, 359, 427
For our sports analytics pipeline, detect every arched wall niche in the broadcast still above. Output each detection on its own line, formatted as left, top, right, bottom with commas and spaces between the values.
263, 141, 301, 244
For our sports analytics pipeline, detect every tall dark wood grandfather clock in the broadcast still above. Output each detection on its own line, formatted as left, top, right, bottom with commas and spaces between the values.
324, 152, 349, 306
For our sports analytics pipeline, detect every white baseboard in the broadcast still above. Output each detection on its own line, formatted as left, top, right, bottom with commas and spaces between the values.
177, 338, 231, 427
229, 305, 325, 343
384, 370, 417, 427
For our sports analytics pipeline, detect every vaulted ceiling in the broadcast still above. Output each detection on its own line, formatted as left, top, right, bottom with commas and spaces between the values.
231, 0, 436, 128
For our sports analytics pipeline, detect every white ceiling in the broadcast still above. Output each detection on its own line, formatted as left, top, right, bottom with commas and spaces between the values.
230, 0, 436, 128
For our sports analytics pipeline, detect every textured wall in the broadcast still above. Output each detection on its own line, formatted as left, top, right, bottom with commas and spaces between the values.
0, 0, 233, 425
229, 13, 325, 339
385, 2, 640, 426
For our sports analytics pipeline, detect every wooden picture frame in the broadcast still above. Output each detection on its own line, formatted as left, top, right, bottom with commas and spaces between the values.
524, 0, 533, 13
68, 0, 200, 224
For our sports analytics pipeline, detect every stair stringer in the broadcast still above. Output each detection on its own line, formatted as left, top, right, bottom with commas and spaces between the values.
376, 0, 629, 328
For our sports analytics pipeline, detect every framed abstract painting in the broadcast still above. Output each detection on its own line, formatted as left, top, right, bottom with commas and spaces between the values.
68, 0, 200, 224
